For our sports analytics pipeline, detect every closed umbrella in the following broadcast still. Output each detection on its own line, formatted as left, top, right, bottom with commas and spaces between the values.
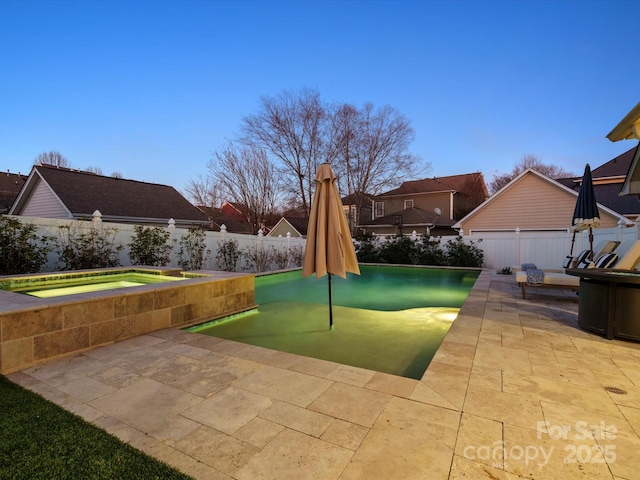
571, 164, 600, 260
302, 163, 360, 328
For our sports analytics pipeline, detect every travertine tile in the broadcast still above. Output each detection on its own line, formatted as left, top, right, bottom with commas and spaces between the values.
288, 355, 339, 378
259, 400, 333, 437
88, 376, 202, 442
234, 428, 352, 480
308, 382, 391, 428
181, 386, 272, 434
454, 413, 504, 469
449, 454, 524, 479
540, 401, 633, 440
464, 384, 544, 430
233, 365, 332, 407
233, 417, 285, 449
174, 425, 259, 476
320, 419, 369, 451
502, 371, 620, 417
326, 364, 375, 386
503, 423, 613, 480
418, 361, 470, 409
341, 397, 459, 480
365, 371, 417, 398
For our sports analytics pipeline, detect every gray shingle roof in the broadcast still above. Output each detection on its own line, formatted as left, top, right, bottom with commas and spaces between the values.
33, 165, 208, 223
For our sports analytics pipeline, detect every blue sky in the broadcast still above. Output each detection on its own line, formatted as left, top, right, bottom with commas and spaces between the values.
2, 0, 639, 197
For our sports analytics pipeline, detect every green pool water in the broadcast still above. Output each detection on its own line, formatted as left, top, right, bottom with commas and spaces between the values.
189, 265, 479, 379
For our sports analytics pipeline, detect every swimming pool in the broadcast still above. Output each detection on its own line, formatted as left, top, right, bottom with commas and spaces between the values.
189, 265, 479, 379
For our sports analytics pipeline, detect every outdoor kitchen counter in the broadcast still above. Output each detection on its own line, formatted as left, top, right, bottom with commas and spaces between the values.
566, 268, 640, 341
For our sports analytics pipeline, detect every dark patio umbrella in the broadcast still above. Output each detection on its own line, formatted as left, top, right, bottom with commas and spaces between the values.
571, 164, 600, 260
302, 163, 360, 328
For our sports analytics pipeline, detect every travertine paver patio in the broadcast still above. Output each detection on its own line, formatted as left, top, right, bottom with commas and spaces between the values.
7, 270, 640, 479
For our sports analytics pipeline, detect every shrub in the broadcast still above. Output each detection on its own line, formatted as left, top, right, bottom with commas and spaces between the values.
355, 232, 380, 263
242, 243, 274, 273
58, 225, 124, 270
415, 236, 447, 266
272, 246, 290, 270
216, 239, 241, 272
0, 217, 55, 275
128, 225, 172, 266
445, 236, 484, 267
378, 235, 420, 265
176, 227, 211, 270
288, 245, 305, 268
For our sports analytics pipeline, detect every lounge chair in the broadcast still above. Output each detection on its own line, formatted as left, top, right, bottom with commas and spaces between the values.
515, 241, 621, 299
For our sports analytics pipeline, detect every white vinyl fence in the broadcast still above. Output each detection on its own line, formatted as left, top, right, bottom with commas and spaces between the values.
8, 215, 307, 273
461, 222, 640, 270
7, 214, 640, 273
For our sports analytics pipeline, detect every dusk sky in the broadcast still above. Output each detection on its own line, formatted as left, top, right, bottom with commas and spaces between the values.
2, 0, 639, 198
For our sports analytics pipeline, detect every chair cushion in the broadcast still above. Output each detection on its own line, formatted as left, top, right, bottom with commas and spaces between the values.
577, 258, 594, 268
575, 250, 591, 264
594, 253, 618, 269
562, 256, 575, 269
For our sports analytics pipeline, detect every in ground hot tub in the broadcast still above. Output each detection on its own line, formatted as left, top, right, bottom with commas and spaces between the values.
0, 267, 255, 373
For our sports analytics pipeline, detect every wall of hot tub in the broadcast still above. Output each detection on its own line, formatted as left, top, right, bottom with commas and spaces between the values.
0, 273, 255, 373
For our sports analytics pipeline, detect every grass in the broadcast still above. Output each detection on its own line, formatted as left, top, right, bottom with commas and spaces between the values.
0, 375, 192, 480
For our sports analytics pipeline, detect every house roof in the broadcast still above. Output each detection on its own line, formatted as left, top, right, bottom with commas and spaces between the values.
11, 165, 209, 225
267, 216, 308, 237
454, 168, 630, 230
377, 172, 488, 198
554, 147, 640, 217
591, 146, 637, 178
341, 192, 374, 205
0, 170, 27, 213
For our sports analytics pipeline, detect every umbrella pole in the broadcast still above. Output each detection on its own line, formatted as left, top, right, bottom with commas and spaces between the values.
589, 227, 594, 260
328, 273, 333, 329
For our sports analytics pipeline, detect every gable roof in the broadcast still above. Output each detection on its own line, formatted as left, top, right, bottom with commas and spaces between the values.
454, 169, 630, 231
0, 170, 27, 213
591, 146, 636, 178
554, 147, 640, 218
377, 172, 488, 198
10, 165, 209, 226
267, 216, 308, 237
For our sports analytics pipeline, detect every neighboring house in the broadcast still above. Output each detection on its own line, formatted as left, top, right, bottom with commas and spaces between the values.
454, 169, 629, 234
556, 147, 640, 222
341, 192, 374, 232
9, 165, 209, 228
359, 172, 488, 236
0, 170, 27, 214
267, 217, 308, 238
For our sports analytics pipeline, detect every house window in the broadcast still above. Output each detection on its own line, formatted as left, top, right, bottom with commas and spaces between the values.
404, 199, 414, 209
375, 202, 384, 217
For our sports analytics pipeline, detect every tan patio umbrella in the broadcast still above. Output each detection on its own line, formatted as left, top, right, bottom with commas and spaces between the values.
302, 163, 360, 328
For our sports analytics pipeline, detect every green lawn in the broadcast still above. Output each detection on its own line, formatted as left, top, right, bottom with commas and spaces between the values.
0, 375, 192, 480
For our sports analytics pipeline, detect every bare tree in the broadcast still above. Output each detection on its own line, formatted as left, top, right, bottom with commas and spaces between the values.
111, 171, 123, 178
85, 166, 103, 175
185, 174, 222, 225
327, 102, 425, 229
489, 155, 576, 194
241, 88, 325, 219
208, 142, 281, 234
34, 150, 71, 168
